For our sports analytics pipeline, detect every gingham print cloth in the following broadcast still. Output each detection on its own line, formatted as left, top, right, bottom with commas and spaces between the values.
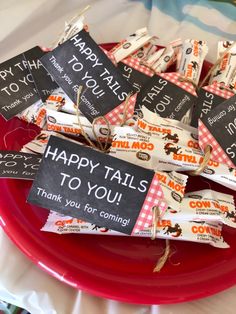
203, 83, 234, 99
121, 56, 154, 77
198, 119, 235, 168
159, 72, 197, 96
104, 93, 137, 125
131, 174, 167, 234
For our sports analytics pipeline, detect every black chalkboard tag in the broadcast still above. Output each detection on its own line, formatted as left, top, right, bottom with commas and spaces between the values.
0, 53, 41, 120
28, 136, 165, 234
40, 29, 133, 122
23, 46, 59, 102
0, 151, 41, 179
199, 94, 236, 168
191, 83, 234, 127
117, 57, 153, 93
135, 72, 197, 120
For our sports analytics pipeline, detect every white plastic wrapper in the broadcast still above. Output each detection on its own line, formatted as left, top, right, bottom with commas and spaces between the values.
143, 39, 182, 73
17, 100, 46, 128
209, 41, 236, 87
109, 127, 236, 191
20, 130, 69, 154
110, 28, 156, 63
137, 106, 200, 149
46, 87, 79, 115
41, 210, 229, 248
163, 189, 236, 228
178, 39, 208, 85
156, 171, 188, 211
132, 40, 157, 60
141, 48, 165, 68
46, 107, 114, 142
55, 13, 86, 47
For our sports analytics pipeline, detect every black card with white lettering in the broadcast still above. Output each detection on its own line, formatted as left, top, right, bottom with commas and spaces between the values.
135, 73, 197, 120
27, 136, 160, 234
40, 29, 133, 122
0, 151, 41, 179
0, 53, 40, 120
117, 61, 151, 93
24, 46, 59, 102
199, 95, 236, 167
191, 88, 227, 127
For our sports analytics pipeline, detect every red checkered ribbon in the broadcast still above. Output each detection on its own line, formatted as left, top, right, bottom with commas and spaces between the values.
132, 175, 167, 234
199, 120, 235, 168
159, 72, 197, 96
103, 94, 137, 125
203, 83, 234, 99
121, 56, 154, 77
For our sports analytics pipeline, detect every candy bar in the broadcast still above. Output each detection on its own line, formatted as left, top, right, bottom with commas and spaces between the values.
156, 171, 188, 210
55, 7, 89, 47
109, 126, 236, 190
142, 39, 182, 73
178, 39, 208, 86
163, 189, 236, 228
137, 106, 200, 149
42, 210, 229, 248
110, 28, 156, 63
46, 107, 114, 142
17, 100, 46, 128
132, 41, 157, 60
209, 41, 236, 87
20, 130, 70, 154
46, 87, 80, 115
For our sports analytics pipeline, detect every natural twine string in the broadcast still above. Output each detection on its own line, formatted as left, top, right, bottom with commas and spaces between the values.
92, 115, 111, 152
151, 206, 160, 240
120, 93, 133, 126
178, 75, 198, 89
91, 92, 132, 151
219, 85, 236, 94
150, 206, 170, 272
189, 145, 212, 176
76, 86, 97, 149
51, 5, 91, 48
199, 41, 236, 89
76, 87, 132, 153
3, 126, 38, 149
153, 239, 170, 272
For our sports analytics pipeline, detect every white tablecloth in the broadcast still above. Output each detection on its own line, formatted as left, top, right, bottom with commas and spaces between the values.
1, 1, 236, 313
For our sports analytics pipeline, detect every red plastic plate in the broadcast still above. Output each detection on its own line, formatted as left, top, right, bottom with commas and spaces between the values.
0, 44, 236, 304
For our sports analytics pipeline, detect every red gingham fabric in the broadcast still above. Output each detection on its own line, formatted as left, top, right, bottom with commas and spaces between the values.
103, 93, 137, 125
132, 174, 167, 234
198, 120, 235, 168
121, 56, 154, 77
203, 83, 234, 99
159, 72, 197, 97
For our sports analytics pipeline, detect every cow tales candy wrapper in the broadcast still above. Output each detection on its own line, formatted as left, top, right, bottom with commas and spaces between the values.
178, 39, 208, 86
155, 171, 188, 211
137, 106, 200, 149
42, 210, 229, 248
109, 127, 236, 191
163, 189, 236, 228
209, 41, 236, 87
17, 100, 46, 128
